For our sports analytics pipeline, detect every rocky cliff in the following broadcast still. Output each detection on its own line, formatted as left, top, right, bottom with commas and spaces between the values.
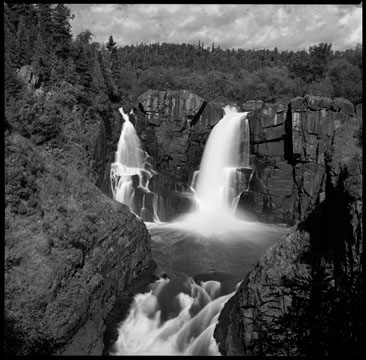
213, 108, 363, 356
130, 90, 359, 225
4, 92, 155, 355
133, 89, 225, 220
241, 95, 357, 224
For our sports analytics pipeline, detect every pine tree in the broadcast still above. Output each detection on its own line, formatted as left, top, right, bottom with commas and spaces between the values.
15, 16, 28, 66
52, 4, 74, 59
36, 4, 54, 49
32, 32, 51, 87
73, 30, 95, 88
91, 55, 107, 94
4, 5, 18, 69
106, 35, 117, 53
99, 48, 119, 101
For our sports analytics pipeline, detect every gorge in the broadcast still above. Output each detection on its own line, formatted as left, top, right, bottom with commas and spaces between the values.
5, 79, 362, 356
107, 103, 289, 355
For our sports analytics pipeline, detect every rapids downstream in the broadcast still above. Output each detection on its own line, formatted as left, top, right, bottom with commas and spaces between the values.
108, 105, 289, 355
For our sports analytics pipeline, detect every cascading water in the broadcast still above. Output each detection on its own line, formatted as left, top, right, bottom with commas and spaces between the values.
163, 105, 255, 235
110, 107, 162, 221
108, 104, 289, 356
194, 106, 248, 214
110, 277, 235, 356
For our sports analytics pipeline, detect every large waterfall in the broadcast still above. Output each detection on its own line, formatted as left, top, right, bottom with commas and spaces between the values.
164, 105, 254, 236
108, 104, 288, 356
193, 106, 250, 217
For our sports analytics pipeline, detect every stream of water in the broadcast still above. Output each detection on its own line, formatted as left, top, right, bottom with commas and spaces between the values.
109, 105, 289, 355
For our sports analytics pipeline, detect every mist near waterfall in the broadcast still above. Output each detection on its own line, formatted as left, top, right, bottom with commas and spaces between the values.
108, 105, 289, 356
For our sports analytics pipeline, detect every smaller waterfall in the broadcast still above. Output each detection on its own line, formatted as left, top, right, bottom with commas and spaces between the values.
110, 107, 163, 221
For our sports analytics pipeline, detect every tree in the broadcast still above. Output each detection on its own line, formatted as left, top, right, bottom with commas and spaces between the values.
52, 4, 74, 59
32, 32, 51, 87
106, 35, 117, 53
309, 42, 333, 81
36, 4, 54, 49
73, 30, 95, 88
327, 58, 362, 104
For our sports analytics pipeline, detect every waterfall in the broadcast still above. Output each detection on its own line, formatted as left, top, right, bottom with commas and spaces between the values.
108, 104, 289, 357
163, 106, 252, 235
194, 105, 250, 215
110, 107, 162, 221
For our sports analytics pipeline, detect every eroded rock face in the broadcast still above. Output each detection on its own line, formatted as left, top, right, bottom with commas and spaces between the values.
129, 91, 358, 225
129, 90, 225, 220
236, 96, 357, 224
136, 89, 224, 179
213, 114, 362, 356
4, 133, 155, 355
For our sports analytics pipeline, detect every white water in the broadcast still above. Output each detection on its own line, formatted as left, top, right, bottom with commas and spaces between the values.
158, 106, 254, 236
110, 277, 234, 356
110, 107, 161, 221
194, 106, 249, 214
110, 104, 289, 356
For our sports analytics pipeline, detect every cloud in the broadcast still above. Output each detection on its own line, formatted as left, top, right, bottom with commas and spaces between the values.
68, 4, 362, 51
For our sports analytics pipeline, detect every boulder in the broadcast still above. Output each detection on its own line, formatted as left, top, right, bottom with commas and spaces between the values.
16, 65, 41, 89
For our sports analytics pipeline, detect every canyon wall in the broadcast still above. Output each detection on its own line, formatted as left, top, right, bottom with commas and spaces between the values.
5, 112, 155, 355
241, 95, 356, 224
121, 90, 358, 225
213, 109, 362, 356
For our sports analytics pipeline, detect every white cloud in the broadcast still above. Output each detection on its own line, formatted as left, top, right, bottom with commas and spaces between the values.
68, 4, 362, 51
90, 4, 116, 14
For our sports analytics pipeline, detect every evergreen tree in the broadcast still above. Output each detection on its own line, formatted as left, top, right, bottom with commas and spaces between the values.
106, 35, 117, 53
15, 16, 29, 66
31, 32, 51, 87
4, 5, 18, 69
52, 4, 74, 59
73, 30, 95, 88
36, 4, 54, 49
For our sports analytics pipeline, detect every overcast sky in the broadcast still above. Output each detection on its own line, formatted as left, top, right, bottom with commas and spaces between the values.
67, 3, 362, 51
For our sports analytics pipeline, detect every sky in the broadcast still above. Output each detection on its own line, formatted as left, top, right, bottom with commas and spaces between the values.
67, 3, 362, 51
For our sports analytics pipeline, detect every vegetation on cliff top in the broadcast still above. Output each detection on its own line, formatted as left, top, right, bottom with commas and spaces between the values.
5, 4, 362, 129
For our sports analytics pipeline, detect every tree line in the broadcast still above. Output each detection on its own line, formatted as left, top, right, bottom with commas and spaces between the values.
5, 3, 362, 142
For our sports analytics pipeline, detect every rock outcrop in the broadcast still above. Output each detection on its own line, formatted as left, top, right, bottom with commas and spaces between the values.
4, 130, 155, 355
16, 65, 42, 90
131, 89, 225, 220
213, 110, 363, 356
130, 90, 360, 225
241, 95, 357, 225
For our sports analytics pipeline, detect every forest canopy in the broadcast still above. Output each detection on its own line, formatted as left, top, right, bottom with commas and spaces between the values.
5, 3, 362, 138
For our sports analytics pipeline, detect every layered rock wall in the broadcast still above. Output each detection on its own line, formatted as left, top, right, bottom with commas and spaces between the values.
132, 89, 224, 220
241, 95, 356, 224
213, 110, 362, 356
128, 90, 358, 224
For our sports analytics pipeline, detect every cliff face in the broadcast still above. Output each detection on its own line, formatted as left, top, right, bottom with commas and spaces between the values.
133, 89, 224, 220
213, 108, 363, 356
129, 90, 359, 225
242, 95, 356, 224
5, 115, 155, 354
